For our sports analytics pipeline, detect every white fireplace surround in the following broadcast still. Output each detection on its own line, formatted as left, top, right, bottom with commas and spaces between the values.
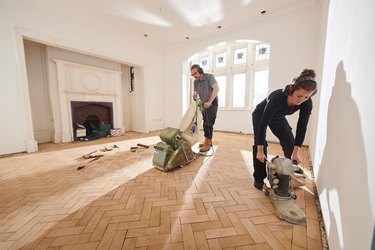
54, 59, 124, 142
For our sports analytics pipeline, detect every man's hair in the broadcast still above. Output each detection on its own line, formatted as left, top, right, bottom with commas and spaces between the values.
190, 64, 204, 74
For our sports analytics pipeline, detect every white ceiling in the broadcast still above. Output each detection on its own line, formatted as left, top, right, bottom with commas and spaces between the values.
40, 0, 317, 48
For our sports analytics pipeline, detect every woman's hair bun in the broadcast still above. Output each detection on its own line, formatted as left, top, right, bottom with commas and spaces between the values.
300, 69, 316, 78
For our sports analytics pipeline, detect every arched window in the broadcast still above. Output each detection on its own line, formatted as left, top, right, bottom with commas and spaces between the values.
187, 40, 270, 110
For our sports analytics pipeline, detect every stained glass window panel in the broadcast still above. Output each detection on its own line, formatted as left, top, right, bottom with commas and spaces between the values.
255, 44, 270, 61
215, 52, 226, 67
234, 48, 247, 64
200, 56, 209, 71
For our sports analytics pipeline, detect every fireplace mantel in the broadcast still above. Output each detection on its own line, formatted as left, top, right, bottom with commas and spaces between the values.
53, 59, 124, 142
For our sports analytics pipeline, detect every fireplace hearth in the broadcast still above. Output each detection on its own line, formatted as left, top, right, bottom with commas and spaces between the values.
71, 101, 113, 140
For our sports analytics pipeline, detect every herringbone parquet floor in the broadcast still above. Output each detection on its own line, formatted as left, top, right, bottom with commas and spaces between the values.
0, 131, 323, 249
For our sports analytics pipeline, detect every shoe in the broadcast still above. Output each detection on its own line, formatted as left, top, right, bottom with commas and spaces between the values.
254, 179, 264, 190
199, 137, 213, 148
199, 145, 211, 152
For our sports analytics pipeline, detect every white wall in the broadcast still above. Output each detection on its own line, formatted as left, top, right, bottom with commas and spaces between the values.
0, 0, 164, 155
312, 0, 375, 249
164, 5, 321, 145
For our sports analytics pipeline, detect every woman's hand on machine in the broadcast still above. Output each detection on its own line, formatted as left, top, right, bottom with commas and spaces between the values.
291, 155, 302, 164
256, 145, 266, 163
291, 146, 302, 164
256, 152, 266, 163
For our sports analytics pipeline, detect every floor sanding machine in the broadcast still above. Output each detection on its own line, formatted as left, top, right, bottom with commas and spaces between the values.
152, 100, 203, 171
263, 156, 307, 224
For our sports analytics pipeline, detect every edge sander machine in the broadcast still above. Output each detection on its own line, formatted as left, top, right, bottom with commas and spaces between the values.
263, 156, 307, 224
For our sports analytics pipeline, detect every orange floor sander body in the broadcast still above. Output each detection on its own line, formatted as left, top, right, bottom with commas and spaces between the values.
152, 100, 203, 171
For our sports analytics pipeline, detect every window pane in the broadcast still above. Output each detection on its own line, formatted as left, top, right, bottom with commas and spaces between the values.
253, 70, 269, 106
200, 56, 209, 72
215, 52, 226, 67
255, 43, 270, 61
234, 48, 247, 64
232, 73, 246, 107
215, 75, 226, 107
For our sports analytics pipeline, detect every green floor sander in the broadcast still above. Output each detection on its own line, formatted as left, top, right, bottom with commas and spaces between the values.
153, 127, 195, 171
152, 100, 202, 171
